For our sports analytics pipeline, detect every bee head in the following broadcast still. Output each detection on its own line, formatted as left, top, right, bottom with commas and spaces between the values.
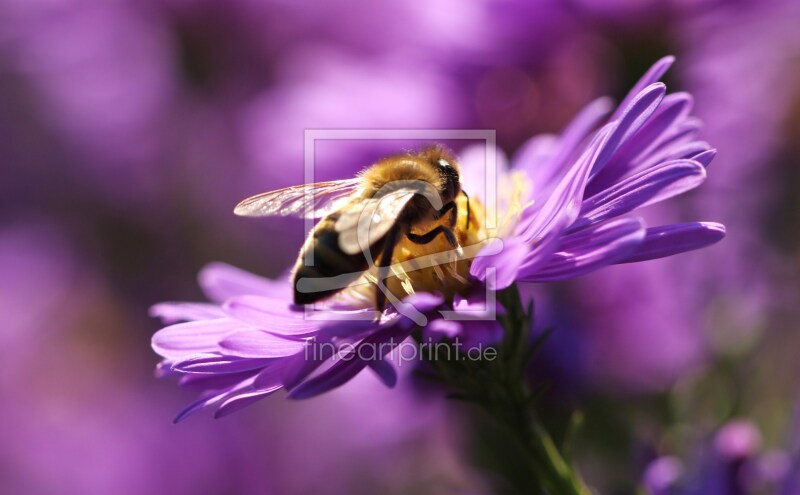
435, 157, 461, 202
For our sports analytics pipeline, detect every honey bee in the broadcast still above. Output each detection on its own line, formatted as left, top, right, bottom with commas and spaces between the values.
234, 146, 483, 313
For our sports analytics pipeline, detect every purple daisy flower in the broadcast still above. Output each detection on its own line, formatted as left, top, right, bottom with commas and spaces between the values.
151, 57, 724, 420
152, 263, 448, 421
469, 55, 724, 289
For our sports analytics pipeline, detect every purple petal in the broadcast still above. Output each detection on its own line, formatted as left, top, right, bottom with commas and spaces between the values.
178, 371, 257, 391
151, 319, 239, 359
514, 122, 616, 264
173, 390, 231, 423
171, 354, 274, 374
514, 212, 575, 280
512, 134, 559, 188
155, 360, 179, 378
316, 318, 385, 339
287, 325, 411, 399
506, 126, 617, 279
520, 218, 645, 282
199, 262, 289, 304
655, 117, 702, 146
616, 222, 726, 264
423, 318, 462, 342
573, 159, 706, 231
218, 330, 306, 358
671, 141, 713, 160
401, 292, 445, 313
281, 339, 337, 390
611, 55, 674, 121
691, 149, 717, 167
519, 124, 613, 239
453, 294, 507, 318
253, 356, 297, 389
635, 140, 711, 172
518, 97, 613, 201
173, 377, 254, 423
635, 118, 703, 169
595, 92, 693, 186
287, 355, 368, 400
458, 144, 509, 199
550, 96, 614, 155
470, 236, 531, 290
149, 302, 225, 323
368, 359, 397, 388
588, 82, 667, 185
213, 387, 282, 419
222, 295, 319, 336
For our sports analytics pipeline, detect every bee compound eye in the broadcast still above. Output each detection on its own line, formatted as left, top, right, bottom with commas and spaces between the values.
437, 159, 452, 170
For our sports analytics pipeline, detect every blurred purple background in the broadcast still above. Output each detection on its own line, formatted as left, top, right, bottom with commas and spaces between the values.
2, 0, 800, 493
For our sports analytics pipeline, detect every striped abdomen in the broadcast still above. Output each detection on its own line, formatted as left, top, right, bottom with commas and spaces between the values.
292, 211, 385, 305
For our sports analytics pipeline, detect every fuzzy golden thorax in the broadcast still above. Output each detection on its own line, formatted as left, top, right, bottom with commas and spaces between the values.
344, 192, 488, 307
357, 146, 461, 225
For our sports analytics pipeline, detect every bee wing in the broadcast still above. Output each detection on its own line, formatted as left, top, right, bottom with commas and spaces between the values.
335, 188, 418, 255
234, 178, 362, 219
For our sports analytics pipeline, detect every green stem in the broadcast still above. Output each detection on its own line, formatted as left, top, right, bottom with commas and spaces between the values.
478, 357, 590, 495
427, 285, 591, 495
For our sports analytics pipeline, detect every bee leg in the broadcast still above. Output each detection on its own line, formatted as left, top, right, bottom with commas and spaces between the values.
374, 226, 400, 316
433, 201, 458, 227
447, 201, 458, 227
408, 226, 462, 267
407, 226, 458, 250
461, 190, 470, 230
